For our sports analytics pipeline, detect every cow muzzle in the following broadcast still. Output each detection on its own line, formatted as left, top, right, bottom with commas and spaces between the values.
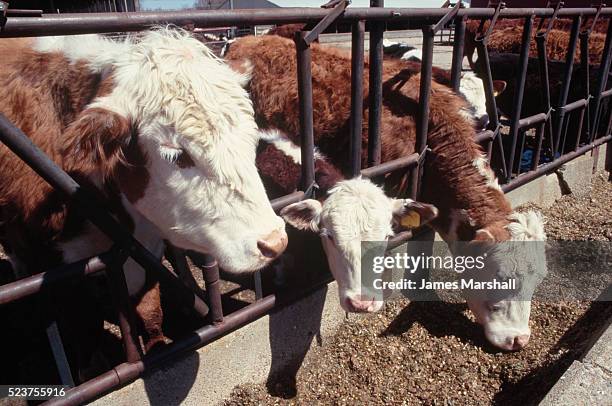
345, 295, 383, 313
257, 229, 288, 259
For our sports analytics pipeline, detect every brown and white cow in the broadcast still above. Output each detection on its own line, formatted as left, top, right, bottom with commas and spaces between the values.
226, 35, 547, 351
0, 29, 287, 350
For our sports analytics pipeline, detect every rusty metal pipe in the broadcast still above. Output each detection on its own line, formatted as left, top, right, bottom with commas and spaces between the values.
367, 1, 385, 167
349, 20, 365, 177
0, 252, 113, 305
360, 153, 419, 179
295, 31, 316, 194
4, 8, 612, 38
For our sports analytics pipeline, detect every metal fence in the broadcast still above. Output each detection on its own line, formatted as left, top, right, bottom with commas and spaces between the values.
0, 2, 611, 405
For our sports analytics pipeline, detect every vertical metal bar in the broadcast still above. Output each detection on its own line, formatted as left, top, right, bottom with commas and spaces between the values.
560, 113, 571, 153
486, 137, 494, 160
253, 270, 263, 300
475, 39, 506, 179
554, 16, 581, 154
350, 20, 365, 177
580, 31, 591, 145
367, 0, 384, 167
536, 35, 552, 117
295, 31, 315, 192
575, 107, 587, 151
531, 121, 546, 171
591, 18, 612, 141
450, 16, 466, 92
106, 253, 142, 363
535, 33, 556, 161
46, 321, 76, 387
410, 25, 434, 200
201, 254, 223, 324
507, 16, 535, 177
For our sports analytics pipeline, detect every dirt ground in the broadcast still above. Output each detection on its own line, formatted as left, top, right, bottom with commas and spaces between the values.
223, 173, 612, 406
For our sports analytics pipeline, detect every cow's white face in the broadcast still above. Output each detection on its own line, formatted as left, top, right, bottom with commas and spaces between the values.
50, 29, 287, 272
281, 179, 438, 313
466, 211, 547, 351
458, 73, 506, 130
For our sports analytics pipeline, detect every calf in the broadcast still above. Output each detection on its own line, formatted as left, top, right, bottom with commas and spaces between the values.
227, 35, 548, 351
0, 29, 287, 353
257, 130, 438, 312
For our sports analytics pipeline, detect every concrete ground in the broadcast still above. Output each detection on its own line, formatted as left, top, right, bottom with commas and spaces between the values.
540, 314, 612, 406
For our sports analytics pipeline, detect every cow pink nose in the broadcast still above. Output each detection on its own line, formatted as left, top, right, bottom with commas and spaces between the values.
257, 229, 288, 259
347, 296, 375, 313
513, 334, 530, 350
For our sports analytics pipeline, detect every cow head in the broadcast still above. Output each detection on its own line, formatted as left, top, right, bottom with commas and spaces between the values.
458, 72, 506, 130
464, 211, 547, 351
281, 179, 438, 313
59, 28, 287, 272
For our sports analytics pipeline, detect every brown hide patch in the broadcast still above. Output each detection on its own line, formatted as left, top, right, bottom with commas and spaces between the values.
226, 35, 513, 241
314, 158, 343, 195
256, 140, 345, 200
62, 107, 132, 180
115, 137, 151, 204
256, 141, 302, 198
0, 43, 139, 271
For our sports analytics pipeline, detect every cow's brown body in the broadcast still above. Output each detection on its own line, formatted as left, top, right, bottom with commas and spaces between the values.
464, 19, 608, 68
227, 35, 513, 240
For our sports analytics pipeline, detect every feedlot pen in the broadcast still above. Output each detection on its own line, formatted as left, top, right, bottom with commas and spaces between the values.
0, 2, 611, 405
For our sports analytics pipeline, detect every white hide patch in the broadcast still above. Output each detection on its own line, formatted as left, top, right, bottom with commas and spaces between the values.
460, 72, 487, 117
259, 128, 323, 164
472, 155, 502, 192
507, 211, 547, 242
401, 48, 422, 61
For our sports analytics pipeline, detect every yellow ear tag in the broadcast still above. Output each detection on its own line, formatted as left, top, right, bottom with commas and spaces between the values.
400, 210, 421, 228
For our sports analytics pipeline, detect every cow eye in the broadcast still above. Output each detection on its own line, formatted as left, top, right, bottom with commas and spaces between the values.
488, 302, 502, 312
160, 145, 194, 168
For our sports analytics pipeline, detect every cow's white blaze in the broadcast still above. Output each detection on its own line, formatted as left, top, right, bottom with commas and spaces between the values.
36, 29, 287, 272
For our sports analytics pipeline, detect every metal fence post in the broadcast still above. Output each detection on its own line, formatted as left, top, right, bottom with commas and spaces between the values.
367, 0, 384, 167
295, 31, 316, 194
349, 20, 365, 177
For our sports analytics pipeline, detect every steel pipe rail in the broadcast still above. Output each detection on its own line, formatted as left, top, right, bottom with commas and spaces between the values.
502, 134, 612, 193
0, 252, 113, 305
4, 8, 612, 37
360, 153, 419, 178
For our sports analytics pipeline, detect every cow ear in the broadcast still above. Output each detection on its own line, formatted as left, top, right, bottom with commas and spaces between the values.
62, 107, 132, 180
392, 199, 438, 230
493, 80, 507, 96
280, 199, 322, 232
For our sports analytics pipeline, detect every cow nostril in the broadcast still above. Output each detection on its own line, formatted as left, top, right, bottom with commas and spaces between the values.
347, 296, 375, 313
513, 334, 530, 350
257, 230, 288, 259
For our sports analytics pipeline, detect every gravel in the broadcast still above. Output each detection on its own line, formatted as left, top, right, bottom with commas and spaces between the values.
223, 173, 612, 406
